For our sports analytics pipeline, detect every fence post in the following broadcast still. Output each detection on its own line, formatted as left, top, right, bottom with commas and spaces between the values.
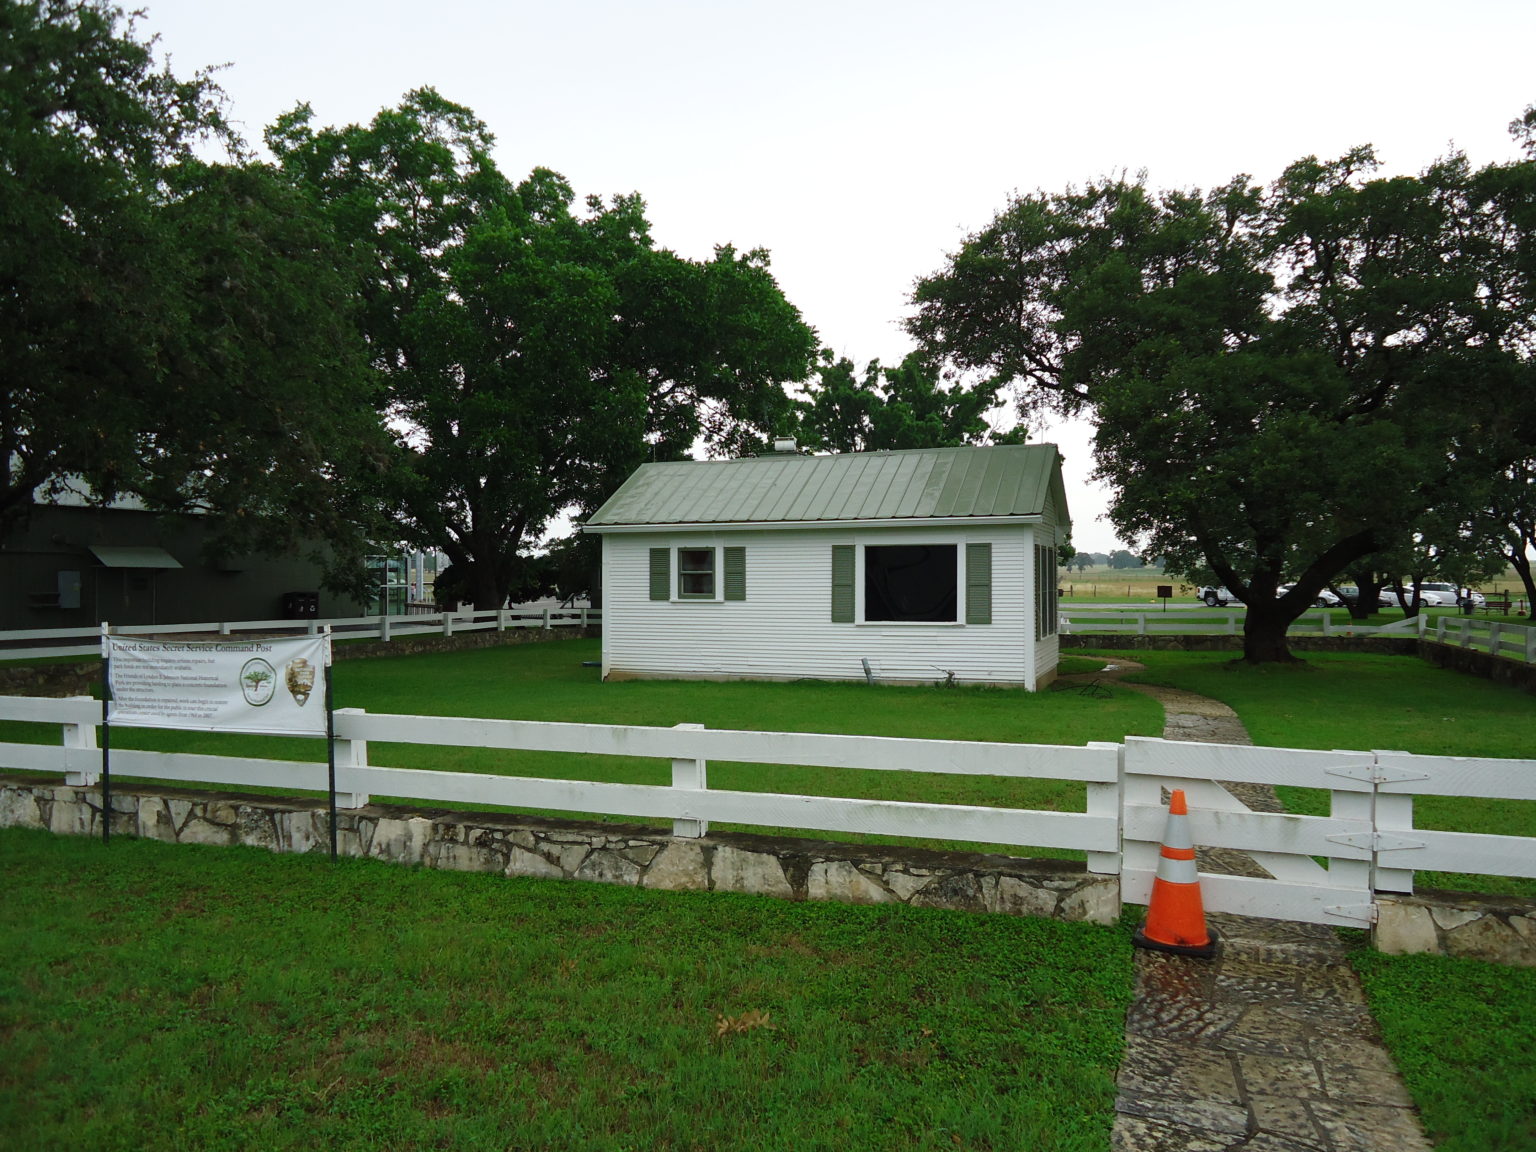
1227, 613, 1237, 636
497, 609, 508, 633
1085, 742, 1121, 879
1460, 619, 1474, 649
1136, 614, 1147, 636
1371, 751, 1418, 895
542, 608, 551, 632
1488, 621, 1503, 660
62, 697, 99, 786
442, 612, 454, 638
580, 608, 588, 628
379, 615, 391, 643
1326, 780, 1375, 909
218, 621, 232, 636
332, 708, 371, 809
670, 722, 707, 838
1527, 626, 1536, 665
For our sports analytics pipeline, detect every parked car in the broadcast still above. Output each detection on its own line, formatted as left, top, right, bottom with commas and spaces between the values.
1279, 584, 1341, 607
1197, 586, 1236, 607
1410, 582, 1486, 608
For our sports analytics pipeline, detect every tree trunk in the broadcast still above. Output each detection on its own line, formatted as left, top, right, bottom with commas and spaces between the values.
469, 560, 502, 611
1239, 600, 1302, 663
1346, 570, 1385, 621
1508, 548, 1536, 613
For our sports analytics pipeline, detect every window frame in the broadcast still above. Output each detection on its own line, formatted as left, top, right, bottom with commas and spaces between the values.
675, 546, 718, 601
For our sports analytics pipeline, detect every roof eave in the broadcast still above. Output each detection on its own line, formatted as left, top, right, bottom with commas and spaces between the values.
582, 514, 1046, 535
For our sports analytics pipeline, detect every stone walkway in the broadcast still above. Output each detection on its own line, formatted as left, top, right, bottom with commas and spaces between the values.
1062, 661, 1432, 1151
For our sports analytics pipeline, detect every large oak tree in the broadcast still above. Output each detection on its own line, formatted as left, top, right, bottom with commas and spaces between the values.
909, 136, 1536, 662
1, 1, 383, 587
269, 91, 817, 608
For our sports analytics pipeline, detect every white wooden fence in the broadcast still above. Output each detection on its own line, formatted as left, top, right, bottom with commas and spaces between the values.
1431, 615, 1536, 664
1062, 607, 1434, 640
1063, 608, 1536, 664
3, 695, 1532, 929
0, 608, 601, 663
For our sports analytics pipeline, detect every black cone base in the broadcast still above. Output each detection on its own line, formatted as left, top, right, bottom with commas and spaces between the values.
1133, 924, 1220, 960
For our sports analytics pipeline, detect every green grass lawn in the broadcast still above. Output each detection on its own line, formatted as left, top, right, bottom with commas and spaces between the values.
0, 827, 1132, 1152
0, 638, 1165, 859
1346, 943, 1536, 1152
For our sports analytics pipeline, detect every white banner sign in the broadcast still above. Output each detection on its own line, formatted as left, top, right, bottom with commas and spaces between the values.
104, 634, 330, 736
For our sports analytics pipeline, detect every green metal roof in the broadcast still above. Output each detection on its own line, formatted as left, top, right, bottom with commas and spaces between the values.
585, 444, 1067, 529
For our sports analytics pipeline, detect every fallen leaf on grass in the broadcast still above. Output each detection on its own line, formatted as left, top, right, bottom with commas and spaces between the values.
713, 1009, 777, 1040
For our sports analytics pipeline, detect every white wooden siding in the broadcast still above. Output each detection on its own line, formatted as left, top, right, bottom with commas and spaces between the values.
602, 526, 1046, 687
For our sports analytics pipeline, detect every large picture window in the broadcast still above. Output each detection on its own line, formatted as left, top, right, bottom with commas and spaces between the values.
864, 544, 957, 622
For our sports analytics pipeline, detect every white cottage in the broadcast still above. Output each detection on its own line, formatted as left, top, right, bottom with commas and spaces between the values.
582, 443, 1070, 689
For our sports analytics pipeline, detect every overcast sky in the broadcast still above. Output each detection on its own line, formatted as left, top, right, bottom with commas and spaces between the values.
137, 0, 1534, 552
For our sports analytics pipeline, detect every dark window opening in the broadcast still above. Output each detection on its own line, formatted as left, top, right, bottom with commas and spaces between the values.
864, 545, 957, 622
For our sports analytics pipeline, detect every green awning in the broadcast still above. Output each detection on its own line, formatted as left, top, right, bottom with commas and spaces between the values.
88, 545, 182, 569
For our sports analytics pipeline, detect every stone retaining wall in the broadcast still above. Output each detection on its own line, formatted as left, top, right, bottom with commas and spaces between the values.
0, 776, 1118, 924
1375, 890, 1536, 967
1416, 637, 1536, 694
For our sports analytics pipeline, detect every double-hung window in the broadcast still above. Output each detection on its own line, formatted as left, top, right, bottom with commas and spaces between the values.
649, 545, 746, 602
677, 548, 716, 599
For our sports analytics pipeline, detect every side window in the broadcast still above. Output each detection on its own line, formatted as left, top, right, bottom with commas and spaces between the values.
1035, 544, 1058, 638
651, 545, 743, 602
677, 548, 716, 599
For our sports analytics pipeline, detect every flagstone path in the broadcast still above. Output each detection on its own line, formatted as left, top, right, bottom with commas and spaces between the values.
1061, 660, 1433, 1151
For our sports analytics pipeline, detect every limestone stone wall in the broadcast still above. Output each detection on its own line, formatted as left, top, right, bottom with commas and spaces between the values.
1375, 890, 1536, 967
0, 775, 1119, 924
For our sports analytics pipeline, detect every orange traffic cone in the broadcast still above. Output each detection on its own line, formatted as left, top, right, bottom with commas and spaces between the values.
1133, 788, 1219, 959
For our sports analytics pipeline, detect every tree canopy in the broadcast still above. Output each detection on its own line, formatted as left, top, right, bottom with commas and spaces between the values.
909, 131, 1536, 661
268, 90, 817, 608
1, 0, 383, 586
791, 350, 1014, 453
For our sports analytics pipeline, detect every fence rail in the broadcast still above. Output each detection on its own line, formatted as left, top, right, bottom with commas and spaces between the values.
2, 694, 1532, 929
1062, 606, 1536, 655
0, 608, 602, 662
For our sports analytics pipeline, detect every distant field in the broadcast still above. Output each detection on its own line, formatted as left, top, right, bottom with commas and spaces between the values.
1058, 563, 1531, 610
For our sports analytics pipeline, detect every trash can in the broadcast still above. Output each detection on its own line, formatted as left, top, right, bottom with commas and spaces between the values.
1459, 594, 1474, 615
282, 591, 320, 619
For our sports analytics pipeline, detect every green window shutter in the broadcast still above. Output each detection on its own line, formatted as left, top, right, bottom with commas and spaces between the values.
723, 546, 746, 601
1034, 544, 1044, 639
649, 547, 670, 601
965, 543, 992, 625
830, 545, 855, 622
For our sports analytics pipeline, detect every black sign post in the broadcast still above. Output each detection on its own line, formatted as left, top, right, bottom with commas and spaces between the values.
1157, 584, 1173, 612
325, 630, 338, 863
100, 623, 112, 844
